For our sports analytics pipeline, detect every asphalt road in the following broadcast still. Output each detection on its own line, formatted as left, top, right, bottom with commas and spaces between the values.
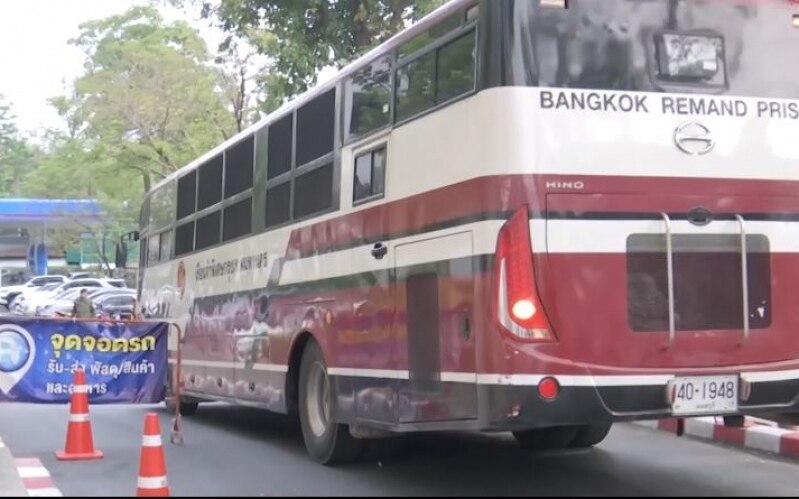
2, 402, 799, 496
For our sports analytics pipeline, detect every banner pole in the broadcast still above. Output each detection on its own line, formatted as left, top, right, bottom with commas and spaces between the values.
170, 322, 184, 445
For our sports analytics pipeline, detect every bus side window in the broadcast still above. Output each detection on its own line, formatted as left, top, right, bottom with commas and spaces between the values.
353, 145, 387, 205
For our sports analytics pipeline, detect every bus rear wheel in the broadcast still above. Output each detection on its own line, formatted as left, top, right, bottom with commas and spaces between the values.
513, 426, 578, 451
298, 340, 365, 465
569, 422, 612, 448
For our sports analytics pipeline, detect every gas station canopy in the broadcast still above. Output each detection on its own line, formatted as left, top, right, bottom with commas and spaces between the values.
0, 199, 103, 223
0, 199, 105, 275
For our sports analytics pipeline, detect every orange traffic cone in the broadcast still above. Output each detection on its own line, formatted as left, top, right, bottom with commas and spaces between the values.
55, 369, 104, 461
136, 413, 170, 497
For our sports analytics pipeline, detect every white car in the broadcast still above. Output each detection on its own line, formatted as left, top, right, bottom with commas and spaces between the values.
17, 278, 125, 316
37, 288, 135, 318
0, 275, 67, 308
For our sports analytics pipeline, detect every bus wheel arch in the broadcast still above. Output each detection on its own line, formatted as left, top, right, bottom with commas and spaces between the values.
295, 336, 364, 464
286, 331, 316, 416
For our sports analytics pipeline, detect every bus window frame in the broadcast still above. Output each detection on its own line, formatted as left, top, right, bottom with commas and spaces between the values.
263, 83, 343, 233
352, 142, 389, 207
648, 29, 729, 95
165, 136, 256, 257
138, 1, 480, 249
394, 21, 480, 128
342, 55, 395, 147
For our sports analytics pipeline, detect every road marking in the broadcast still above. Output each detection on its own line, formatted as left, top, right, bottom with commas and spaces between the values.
14, 458, 62, 497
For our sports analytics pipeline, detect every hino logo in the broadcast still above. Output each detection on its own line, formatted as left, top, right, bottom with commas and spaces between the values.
546, 181, 585, 190
674, 121, 715, 155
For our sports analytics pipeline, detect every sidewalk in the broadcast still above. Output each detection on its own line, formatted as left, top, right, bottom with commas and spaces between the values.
634, 416, 799, 459
0, 437, 27, 497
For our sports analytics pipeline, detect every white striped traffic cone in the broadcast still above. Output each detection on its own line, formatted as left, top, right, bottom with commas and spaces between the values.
136, 412, 169, 496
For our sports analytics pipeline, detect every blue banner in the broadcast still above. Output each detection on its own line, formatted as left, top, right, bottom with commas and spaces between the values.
0, 317, 168, 403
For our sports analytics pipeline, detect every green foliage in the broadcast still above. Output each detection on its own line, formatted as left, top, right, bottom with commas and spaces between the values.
200, 0, 447, 110
66, 5, 237, 192
2, 0, 450, 271
2, 6, 245, 271
0, 97, 38, 197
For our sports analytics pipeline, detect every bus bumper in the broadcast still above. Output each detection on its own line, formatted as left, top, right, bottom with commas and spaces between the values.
480, 377, 799, 430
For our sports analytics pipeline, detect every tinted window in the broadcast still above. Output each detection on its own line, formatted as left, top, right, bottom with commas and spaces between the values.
66, 280, 102, 289
102, 296, 127, 307
437, 31, 476, 103
148, 236, 160, 265
195, 211, 221, 250
223, 198, 252, 241
396, 52, 435, 122
296, 89, 336, 166
268, 114, 293, 180
32, 276, 63, 285
627, 234, 771, 332
294, 163, 334, 219
198, 154, 223, 210
177, 171, 197, 219
140, 199, 150, 229
139, 237, 147, 272
399, 13, 461, 59
149, 181, 175, 230
511, 0, 799, 99
266, 182, 291, 228
175, 222, 195, 256
353, 146, 386, 203
159, 231, 172, 262
225, 135, 254, 198
345, 56, 392, 141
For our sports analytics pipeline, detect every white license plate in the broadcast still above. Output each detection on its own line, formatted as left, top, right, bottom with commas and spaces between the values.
669, 375, 738, 416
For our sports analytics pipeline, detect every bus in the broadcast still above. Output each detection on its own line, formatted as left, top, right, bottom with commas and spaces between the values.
138, 0, 799, 464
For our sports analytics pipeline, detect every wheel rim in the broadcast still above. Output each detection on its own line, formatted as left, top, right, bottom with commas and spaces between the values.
306, 361, 331, 438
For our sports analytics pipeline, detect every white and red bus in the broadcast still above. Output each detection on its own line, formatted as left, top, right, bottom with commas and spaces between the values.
139, 0, 799, 464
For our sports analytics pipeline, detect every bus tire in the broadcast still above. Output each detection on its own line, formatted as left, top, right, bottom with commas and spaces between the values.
569, 422, 612, 448
165, 398, 199, 416
512, 426, 578, 451
298, 340, 364, 465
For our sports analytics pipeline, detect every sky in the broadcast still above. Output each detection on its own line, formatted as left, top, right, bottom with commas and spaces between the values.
0, 0, 222, 137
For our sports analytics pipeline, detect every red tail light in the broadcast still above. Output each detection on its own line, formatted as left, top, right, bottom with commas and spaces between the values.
494, 205, 555, 341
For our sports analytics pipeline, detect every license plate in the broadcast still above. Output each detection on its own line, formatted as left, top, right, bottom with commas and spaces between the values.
669, 375, 738, 416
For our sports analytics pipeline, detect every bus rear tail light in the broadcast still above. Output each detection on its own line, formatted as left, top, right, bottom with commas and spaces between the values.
494, 205, 555, 342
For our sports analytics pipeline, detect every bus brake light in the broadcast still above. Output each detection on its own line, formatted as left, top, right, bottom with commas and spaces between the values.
494, 206, 555, 341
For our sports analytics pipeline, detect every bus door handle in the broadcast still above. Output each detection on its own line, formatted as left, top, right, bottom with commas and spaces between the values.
371, 243, 388, 260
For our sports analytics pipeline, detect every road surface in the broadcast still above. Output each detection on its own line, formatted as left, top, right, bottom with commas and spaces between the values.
1, 403, 798, 496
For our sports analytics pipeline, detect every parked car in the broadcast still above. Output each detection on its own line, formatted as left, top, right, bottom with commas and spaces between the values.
37, 288, 136, 318
9, 282, 65, 313
0, 275, 67, 307
17, 278, 120, 316
94, 292, 137, 320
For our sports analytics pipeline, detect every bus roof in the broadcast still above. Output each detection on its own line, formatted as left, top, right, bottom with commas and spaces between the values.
146, 0, 472, 197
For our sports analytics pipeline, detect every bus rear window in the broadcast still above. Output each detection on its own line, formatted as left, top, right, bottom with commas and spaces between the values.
627, 234, 771, 332
510, 0, 799, 99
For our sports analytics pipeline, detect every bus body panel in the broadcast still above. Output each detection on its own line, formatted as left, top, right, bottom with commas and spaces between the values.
139, 0, 799, 435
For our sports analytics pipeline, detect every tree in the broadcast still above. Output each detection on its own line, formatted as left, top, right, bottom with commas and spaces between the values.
0, 97, 38, 197
23, 130, 142, 275
63, 5, 237, 194
214, 36, 266, 132
197, 0, 447, 109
